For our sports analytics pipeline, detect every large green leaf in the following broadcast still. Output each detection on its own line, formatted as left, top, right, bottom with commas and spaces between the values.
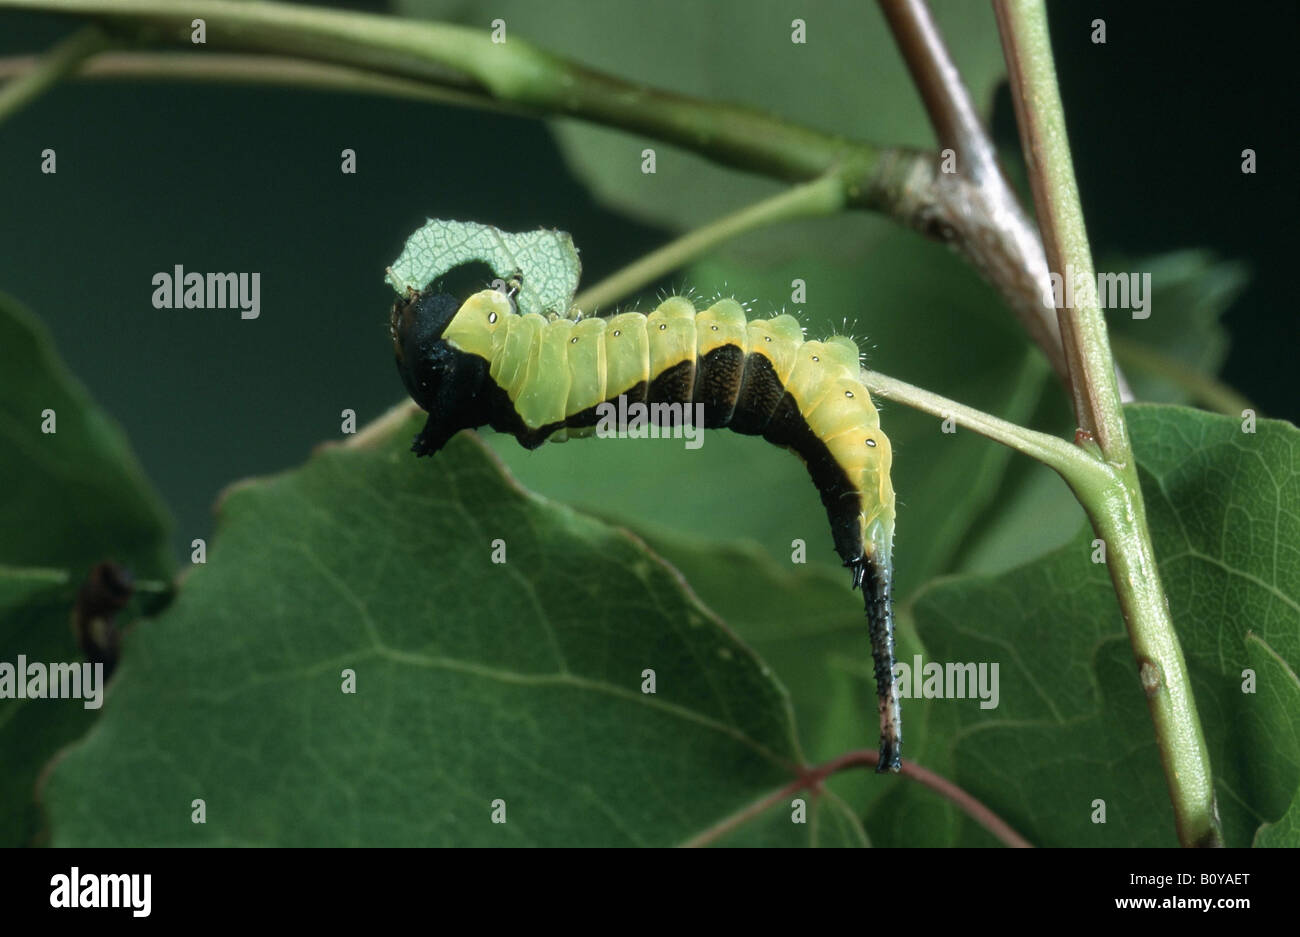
0, 294, 173, 846
638, 534, 934, 834
1105, 250, 1249, 409
0, 294, 172, 575
1243, 632, 1300, 847
1254, 786, 1300, 847
44, 422, 868, 846
876, 405, 1299, 846
0, 567, 77, 846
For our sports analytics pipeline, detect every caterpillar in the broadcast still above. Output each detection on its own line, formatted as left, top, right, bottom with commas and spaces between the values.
391, 284, 902, 772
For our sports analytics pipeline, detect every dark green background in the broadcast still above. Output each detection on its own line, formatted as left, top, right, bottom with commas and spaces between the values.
0, 0, 1291, 565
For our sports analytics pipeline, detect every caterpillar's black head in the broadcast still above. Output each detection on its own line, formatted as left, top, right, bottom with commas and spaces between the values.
390, 288, 490, 456
391, 288, 460, 396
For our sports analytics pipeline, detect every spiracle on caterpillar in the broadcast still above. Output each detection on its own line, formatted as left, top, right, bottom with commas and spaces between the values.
391, 282, 902, 772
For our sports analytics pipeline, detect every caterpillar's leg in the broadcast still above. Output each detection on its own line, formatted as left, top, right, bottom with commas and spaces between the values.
848, 555, 902, 773
411, 413, 456, 457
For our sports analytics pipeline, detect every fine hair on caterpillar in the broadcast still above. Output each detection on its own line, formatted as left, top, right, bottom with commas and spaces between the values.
391, 282, 903, 772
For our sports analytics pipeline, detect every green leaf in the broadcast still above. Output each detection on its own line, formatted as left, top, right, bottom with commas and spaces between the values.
1243, 632, 1300, 846
1134, 407, 1299, 844
0, 294, 172, 575
0, 293, 173, 846
1254, 787, 1300, 847
880, 405, 1299, 846
637, 534, 934, 832
0, 566, 78, 846
705, 790, 868, 847
1105, 250, 1250, 411
386, 218, 581, 317
44, 422, 867, 846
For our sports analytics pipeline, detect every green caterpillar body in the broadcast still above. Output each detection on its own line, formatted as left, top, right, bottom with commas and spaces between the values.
392, 287, 902, 771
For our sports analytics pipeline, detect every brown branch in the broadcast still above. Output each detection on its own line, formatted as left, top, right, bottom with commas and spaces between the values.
877, 0, 1068, 390
879, 0, 1001, 185
682, 749, 1032, 848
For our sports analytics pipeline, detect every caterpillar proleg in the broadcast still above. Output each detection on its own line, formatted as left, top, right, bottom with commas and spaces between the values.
391, 286, 902, 771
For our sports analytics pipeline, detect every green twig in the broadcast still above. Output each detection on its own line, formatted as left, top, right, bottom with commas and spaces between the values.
0, 24, 108, 123
0, 564, 70, 585
0, 0, 886, 191
860, 368, 1097, 482
131, 579, 172, 594
573, 173, 847, 313
877, 0, 1067, 387
994, 0, 1221, 848
994, 1, 1125, 453
0, 50, 537, 116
